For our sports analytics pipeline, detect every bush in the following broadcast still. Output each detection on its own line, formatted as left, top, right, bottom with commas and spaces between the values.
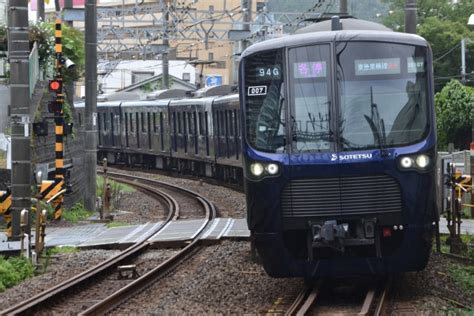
0, 256, 34, 292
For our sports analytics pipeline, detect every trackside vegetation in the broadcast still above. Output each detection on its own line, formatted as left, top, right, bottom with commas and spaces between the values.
0, 256, 34, 292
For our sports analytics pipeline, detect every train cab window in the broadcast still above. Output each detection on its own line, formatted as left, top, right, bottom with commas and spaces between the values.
336, 42, 429, 150
289, 44, 332, 152
244, 49, 285, 153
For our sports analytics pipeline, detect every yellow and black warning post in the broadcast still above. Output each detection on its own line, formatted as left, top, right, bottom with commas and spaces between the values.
0, 189, 12, 237
46, 16, 66, 220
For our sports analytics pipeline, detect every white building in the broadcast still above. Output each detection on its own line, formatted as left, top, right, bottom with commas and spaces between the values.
89, 60, 196, 96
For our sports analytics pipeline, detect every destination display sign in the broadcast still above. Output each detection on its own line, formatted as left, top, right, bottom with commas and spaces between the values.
407, 57, 425, 73
355, 58, 400, 76
293, 61, 327, 79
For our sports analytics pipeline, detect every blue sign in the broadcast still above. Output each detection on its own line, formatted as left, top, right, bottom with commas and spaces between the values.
205, 75, 222, 87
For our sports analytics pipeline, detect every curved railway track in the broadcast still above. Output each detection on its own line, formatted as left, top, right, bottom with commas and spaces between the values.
286, 276, 392, 316
1, 172, 216, 315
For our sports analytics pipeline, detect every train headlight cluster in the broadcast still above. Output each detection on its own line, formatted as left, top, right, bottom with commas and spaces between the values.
398, 153, 431, 171
249, 162, 280, 178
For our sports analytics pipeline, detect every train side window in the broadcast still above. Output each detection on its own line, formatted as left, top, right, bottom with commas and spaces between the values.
160, 112, 165, 151
110, 112, 114, 134
178, 112, 182, 133
198, 112, 203, 135
216, 111, 220, 136
135, 113, 139, 133
183, 112, 187, 135
188, 112, 194, 135
103, 113, 107, 131
234, 109, 239, 137
153, 113, 157, 133
125, 113, 129, 147
141, 113, 145, 132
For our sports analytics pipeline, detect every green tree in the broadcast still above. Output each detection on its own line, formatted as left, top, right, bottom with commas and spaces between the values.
435, 79, 473, 150
382, 0, 474, 91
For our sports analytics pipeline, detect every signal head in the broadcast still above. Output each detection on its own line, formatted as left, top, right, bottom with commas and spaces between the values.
49, 79, 62, 92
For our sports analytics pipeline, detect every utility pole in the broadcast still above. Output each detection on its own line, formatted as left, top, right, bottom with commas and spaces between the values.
241, 0, 251, 52
161, 0, 169, 89
340, 0, 348, 15
9, 0, 32, 239
405, 0, 417, 34
84, 0, 97, 212
461, 38, 466, 84
37, 0, 44, 22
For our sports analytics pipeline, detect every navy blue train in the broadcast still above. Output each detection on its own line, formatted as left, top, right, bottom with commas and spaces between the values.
75, 86, 243, 183
239, 18, 438, 278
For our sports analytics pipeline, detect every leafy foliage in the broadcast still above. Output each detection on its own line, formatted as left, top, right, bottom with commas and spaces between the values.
0, 22, 84, 84
47, 246, 78, 255
435, 79, 473, 150
0, 256, 34, 292
381, 0, 474, 90
62, 202, 93, 223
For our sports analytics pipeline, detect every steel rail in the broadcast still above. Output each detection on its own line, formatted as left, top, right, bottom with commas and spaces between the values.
358, 275, 393, 316
0, 176, 178, 316
286, 280, 322, 316
79, 176, 217, 315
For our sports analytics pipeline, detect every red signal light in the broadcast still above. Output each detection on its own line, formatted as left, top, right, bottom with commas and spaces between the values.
382, 227, 392, 238
49, 80, 62, 92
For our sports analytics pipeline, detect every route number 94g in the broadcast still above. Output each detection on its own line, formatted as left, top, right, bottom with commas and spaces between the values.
247, 86, 267, 96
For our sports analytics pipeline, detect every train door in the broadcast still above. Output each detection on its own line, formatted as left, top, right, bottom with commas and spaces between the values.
286, 43, 338, 217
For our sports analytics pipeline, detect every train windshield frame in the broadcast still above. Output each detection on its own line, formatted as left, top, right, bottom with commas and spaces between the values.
243, 40, 431, 154
336, 41, 430, 151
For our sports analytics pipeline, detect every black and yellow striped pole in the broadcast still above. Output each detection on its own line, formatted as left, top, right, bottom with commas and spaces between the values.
48, 15, 65, 220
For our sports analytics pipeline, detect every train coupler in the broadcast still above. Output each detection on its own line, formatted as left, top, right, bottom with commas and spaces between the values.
307, 220, 378, 260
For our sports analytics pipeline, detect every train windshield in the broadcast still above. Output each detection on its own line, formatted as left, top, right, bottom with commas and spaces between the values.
288, 44, 333, 152
337, 42, 429, 151
243, 49, 285, 153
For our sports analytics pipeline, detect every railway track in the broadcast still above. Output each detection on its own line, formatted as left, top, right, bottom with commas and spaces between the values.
1, 172, 216, 315
286, 276, 392, 316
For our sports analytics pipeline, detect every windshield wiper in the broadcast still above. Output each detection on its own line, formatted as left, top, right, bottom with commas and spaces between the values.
364, 87, 389, 158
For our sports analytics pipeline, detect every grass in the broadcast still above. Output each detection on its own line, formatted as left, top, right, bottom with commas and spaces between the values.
0, 256, 34, 292
449, 264, 474, 296
0, 150, 5, 168
106, 221, 129, 228
47, 246, 78, 255
96, 175, 135, 195
61, 202, 94, 223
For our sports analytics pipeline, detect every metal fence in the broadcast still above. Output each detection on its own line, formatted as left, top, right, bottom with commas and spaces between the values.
29, 42, 39, 98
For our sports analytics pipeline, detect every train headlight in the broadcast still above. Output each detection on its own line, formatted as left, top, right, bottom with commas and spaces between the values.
250, 163, 264, 177
415, 154, 430, 169
266, 163, 279, 175
400, 157, 414, 169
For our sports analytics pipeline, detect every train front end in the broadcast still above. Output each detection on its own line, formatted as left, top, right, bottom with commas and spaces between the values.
239, 31, 438, 278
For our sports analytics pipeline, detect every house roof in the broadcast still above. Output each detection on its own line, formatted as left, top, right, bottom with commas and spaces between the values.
117, 73, 196, 92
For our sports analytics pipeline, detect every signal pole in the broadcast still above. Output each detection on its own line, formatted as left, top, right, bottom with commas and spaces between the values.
84, 0, 97, 212
9, 0, 32, 239
405, 0, 417, 34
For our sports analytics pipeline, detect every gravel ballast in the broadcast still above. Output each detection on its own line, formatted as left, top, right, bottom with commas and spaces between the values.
1, 170, 472, 314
